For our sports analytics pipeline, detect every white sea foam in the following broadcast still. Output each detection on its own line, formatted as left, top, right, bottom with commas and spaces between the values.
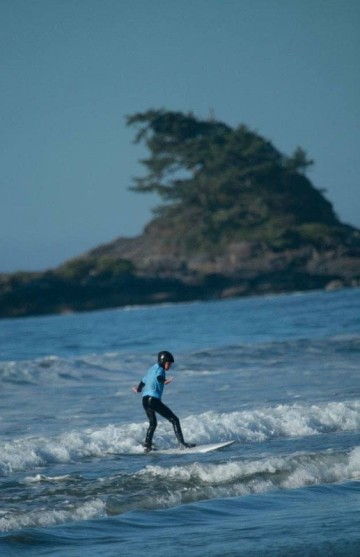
1, 400, 360, 475
131, 445, 360, 508
22, 473, 73, 484
0, 499, 105, 532
182, 400, 360, 444
105, 445, 360, 517
2, 444, 358, 531
0, 423, 145, 475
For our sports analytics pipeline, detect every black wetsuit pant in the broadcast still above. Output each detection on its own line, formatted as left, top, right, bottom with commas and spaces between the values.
142, 395, 185, 448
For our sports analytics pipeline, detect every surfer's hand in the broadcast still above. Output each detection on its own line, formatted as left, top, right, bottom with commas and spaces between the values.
131, 386, 139, 393
165, 376, 173, 385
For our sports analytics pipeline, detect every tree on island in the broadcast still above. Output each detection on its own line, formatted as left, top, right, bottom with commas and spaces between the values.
0, 109, 358, 319
126, 109, 339, 252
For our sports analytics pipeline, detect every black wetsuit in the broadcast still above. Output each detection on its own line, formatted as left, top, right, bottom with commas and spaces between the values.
142, 394, 186, 449
136, 365, 187, 450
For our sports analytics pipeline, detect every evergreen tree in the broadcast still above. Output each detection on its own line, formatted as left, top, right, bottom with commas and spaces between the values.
127, 109, 337, 251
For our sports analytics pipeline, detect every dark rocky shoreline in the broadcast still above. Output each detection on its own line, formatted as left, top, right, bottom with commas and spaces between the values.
1, 233, 359, 319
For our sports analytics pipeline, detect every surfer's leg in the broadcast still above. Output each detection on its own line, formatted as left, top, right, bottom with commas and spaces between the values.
149, 398, 188, 446
143, 396, 157, 450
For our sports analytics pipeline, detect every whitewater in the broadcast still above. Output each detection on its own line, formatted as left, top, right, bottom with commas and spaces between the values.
0, 288, 359, 556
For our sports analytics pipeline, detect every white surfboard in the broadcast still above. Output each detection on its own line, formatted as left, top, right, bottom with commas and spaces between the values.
151, 440, 235, 455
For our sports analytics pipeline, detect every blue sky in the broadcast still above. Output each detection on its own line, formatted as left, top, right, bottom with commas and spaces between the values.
1, 0, 359, 272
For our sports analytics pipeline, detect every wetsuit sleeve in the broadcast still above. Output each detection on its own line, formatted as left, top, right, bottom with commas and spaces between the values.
136, 381, 145, 393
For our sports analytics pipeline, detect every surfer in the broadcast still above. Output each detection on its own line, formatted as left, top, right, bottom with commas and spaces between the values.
132, 350, 195, 452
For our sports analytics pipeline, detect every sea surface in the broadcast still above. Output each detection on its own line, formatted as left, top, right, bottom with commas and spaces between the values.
0, 288, 360, 556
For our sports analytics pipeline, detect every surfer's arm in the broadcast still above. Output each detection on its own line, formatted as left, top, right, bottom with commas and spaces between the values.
159, 376, 173, 385
132, 381, 145, 393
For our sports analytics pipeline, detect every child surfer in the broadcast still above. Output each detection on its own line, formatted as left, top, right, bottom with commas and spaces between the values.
132, 350, 195, 452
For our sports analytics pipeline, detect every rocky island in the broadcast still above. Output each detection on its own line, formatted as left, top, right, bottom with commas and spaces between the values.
1, 109, 359, 318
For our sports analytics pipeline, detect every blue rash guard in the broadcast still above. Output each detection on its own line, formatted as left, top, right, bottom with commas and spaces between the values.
135, 361, 194, 450
141, 363, 165, 399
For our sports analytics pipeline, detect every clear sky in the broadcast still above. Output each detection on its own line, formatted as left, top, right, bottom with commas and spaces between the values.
1, 0, 359, 272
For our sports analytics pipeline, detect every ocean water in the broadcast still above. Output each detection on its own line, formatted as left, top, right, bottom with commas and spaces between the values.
0, 288, 359, 556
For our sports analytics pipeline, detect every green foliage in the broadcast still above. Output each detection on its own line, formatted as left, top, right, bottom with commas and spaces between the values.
294, 223, 348, 247
58, 256, 134, 281
297, 223, 332, 243
127, 109, 338, 253
285, 146, 314, 174
95, 256, 134, 277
